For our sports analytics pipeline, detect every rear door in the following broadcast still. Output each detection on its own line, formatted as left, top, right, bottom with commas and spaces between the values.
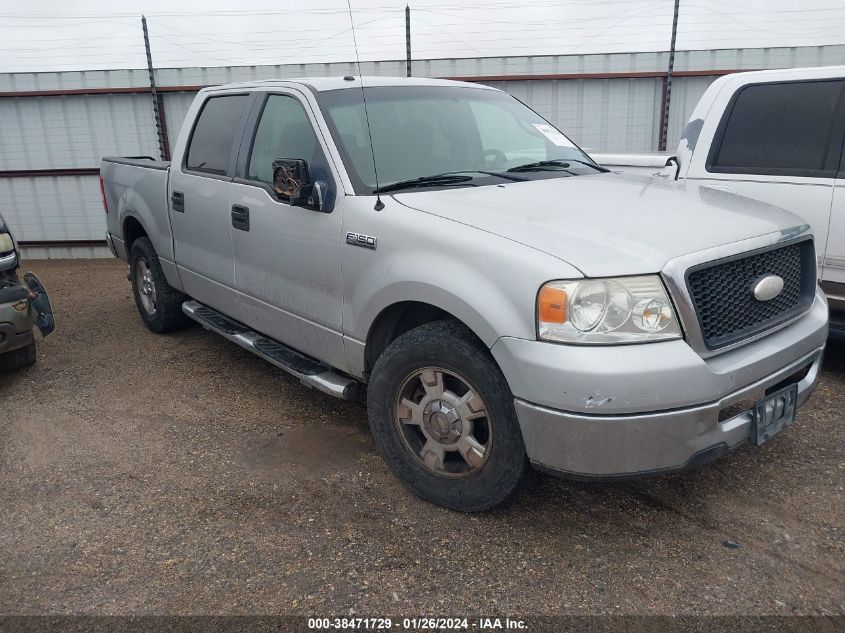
689, 79, 844, 278
227, 90, 347, 370
169, 93, 252, 309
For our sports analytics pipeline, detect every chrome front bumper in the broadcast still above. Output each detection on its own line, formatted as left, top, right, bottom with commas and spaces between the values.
514, 346, 823, 478
493, 288, 829, 478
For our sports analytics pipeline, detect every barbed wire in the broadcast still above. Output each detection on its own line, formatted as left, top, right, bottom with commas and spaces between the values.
0, 0, 843, 73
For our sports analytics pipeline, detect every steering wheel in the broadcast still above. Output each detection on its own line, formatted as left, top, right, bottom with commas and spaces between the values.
477, 149, 508, 170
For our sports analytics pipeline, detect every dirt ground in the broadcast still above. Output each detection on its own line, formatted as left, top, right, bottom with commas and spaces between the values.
1, 259, 843, 617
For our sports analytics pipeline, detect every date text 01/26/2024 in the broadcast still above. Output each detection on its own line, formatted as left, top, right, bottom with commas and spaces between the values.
307, 617, 528, 630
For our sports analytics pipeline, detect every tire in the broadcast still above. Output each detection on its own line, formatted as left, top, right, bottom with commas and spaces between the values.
129, 237, 190, 333
0, 341, 36, 371
367, 320, 528, 512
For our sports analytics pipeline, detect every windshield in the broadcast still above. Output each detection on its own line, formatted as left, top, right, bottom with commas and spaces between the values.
317, 85, 598, 194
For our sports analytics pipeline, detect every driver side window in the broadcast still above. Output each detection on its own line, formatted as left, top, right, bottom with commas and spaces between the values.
247, 94, 329, 186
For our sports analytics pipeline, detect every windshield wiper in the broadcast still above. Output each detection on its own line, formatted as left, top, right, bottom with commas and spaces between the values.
566, 158, 610, 172
374, 170, 523, 194
441, 170, 527, 182
507, 158, 609, 173
375, 174, 474, 194
507, 159, 573, 173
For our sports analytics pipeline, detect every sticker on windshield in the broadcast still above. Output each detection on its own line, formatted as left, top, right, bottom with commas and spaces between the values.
532, 123, 575, 148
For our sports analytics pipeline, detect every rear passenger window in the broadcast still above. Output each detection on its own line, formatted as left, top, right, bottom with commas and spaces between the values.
186, 95, 249, 175
709, 80, 843, 177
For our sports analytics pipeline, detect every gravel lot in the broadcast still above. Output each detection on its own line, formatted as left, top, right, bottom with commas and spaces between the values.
1, 259, 843, 617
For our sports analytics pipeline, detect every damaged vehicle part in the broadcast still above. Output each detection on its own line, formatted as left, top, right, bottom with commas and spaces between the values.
0, 213, 54, 371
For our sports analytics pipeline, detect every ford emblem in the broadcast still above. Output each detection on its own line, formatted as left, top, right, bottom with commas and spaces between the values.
753, 275, 784, 302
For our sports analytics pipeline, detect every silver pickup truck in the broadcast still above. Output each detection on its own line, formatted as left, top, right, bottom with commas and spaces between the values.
101, 76, 828, 511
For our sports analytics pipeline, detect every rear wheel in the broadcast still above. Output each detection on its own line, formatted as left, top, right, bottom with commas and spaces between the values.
129, 237, 190, 333
0, 341, 36, 371
367, 320, 528, 512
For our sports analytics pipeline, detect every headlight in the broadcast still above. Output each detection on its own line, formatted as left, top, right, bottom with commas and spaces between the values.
538, 275, 682, 344
0, 233, 13, 253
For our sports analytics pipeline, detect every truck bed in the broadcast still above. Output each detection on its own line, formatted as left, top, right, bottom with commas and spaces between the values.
100, 156, 173, 264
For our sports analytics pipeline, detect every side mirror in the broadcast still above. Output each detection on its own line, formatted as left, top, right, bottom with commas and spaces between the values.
656, 156, 680, 180
271, 159, 331, 211
272, 158, 313, 206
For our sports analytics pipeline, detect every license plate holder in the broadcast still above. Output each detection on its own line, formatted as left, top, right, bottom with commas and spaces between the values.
751, 383, 798, 446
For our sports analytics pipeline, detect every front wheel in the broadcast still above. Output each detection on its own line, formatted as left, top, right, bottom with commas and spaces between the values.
367, 320, 528, 512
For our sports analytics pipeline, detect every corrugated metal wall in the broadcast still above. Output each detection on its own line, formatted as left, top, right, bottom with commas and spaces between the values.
161, 91, 198, 144
0, 175, 103, 240
7, 45, 843, 92
1, 45, 843, 258
485, 77, 664, 152
0, 94, 159, 170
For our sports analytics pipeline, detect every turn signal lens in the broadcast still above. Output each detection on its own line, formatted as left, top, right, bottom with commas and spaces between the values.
538, 286, 567, 324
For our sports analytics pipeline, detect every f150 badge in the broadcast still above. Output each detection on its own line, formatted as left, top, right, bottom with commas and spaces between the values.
346, 232, 377, 250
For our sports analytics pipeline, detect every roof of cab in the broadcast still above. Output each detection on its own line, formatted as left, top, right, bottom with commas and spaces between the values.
683, 64, 845, 126
721, 64, 845, 81
204, 75, 498, 94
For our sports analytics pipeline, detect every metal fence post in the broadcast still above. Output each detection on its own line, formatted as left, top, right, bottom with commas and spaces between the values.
659, 0, 680, 152
405, 5, 412, 77
142, 15, 169, 161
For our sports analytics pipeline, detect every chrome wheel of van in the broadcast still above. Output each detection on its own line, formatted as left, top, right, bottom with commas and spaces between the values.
394, 366, 491, 478
135, 257, 157, 315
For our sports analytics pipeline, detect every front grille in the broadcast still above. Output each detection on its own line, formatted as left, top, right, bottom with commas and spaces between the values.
686, 239, 815, 349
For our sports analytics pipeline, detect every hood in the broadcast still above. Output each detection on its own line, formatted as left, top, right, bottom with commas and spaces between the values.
393, 173, 806, 277
0, 212, 7, 235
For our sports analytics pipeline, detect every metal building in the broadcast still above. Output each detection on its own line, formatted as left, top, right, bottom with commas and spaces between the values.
1, 44, 843, 258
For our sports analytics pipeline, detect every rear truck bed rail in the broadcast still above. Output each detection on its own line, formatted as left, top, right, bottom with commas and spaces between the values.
182, 300, 361, 400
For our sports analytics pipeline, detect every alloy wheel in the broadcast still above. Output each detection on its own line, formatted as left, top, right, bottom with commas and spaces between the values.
394, 366, 491, 478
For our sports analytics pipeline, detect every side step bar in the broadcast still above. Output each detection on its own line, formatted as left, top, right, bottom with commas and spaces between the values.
182, 300, 361, 400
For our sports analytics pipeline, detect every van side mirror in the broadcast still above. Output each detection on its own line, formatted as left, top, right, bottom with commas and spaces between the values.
657, 156, 680, 180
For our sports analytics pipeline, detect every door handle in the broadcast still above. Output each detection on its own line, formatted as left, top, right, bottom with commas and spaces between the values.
171, 191, 185, 213
231, 204, 250, 231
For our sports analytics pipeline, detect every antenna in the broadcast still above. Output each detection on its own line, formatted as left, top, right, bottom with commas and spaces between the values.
346, 0, 385, 211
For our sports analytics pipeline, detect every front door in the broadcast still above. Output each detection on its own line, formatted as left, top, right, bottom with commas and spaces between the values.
228, 91, 346, 371
169, 93, 251, 310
